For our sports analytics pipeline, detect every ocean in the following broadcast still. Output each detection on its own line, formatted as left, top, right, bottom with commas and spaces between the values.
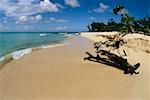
0, 32, 78, 61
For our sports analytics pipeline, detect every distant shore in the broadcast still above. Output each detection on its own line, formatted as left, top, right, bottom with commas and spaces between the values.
0, 32, 149, 100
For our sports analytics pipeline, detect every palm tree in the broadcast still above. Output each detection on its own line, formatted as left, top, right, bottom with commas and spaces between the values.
107, 18, 118, 31
113, 6, 135, 33
87, 22, 106, 32
113, 6, 124, 15
137, 16, 150, 33
87, 24, 92, 32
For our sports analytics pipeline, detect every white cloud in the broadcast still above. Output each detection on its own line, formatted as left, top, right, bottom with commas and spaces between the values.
16, 14, 43, 24
35, 14, 42, 20
56, 26, 67, 30
90, 16, 96, 20
49, 17, 68, 23
40, 0, 59, 12
0, 0, 60, 17
18, 0, 32, 6
93, 3, 109, 13
16, 16, 68, 24
64, 0, 80, 7
120, 9, 128, 15
55, 3, 65, 9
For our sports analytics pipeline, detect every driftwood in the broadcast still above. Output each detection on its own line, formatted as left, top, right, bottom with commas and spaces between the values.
84, 34, 140, 75
84, 51, 140, 75
94, 35, 127, 52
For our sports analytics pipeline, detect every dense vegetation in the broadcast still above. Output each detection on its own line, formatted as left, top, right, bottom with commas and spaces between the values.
87, 6, 150, 35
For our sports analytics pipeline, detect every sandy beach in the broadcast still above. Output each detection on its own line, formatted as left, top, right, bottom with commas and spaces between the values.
0, 32, 149, 100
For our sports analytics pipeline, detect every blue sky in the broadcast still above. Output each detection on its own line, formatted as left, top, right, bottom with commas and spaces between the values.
0, 0, 149, 32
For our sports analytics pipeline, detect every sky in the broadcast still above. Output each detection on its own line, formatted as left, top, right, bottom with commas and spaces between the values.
0, 0, 149, 32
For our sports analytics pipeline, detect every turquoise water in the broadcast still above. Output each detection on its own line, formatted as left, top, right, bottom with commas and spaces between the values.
0, 32, 77, 58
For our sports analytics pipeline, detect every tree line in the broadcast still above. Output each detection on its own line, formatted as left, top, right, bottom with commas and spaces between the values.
87, 6, 150, 35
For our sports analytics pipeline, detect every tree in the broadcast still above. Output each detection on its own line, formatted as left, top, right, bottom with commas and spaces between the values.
107, 18, 118, 31
87, 24, 92, 32
87, 22, 106, 32
87, 6, 149, 35
113, 6, 124, 15
113, 6, 135, 33
137, 16, 150, 33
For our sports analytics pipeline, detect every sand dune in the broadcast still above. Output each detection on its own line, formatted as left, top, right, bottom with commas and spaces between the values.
0, 32, 149, 100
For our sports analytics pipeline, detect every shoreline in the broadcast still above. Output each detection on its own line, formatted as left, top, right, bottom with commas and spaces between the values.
0, 32, 79, 61
2, 31, 149, 69
0, 42, 69, 69
0, 34, 77, 69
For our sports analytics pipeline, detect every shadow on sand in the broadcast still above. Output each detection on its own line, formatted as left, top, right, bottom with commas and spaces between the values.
84, 50, 140, 75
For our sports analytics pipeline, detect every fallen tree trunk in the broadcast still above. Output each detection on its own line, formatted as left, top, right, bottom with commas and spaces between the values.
84, 50, 140, 75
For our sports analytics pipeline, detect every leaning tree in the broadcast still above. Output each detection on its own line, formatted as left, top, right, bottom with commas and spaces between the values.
113, 6, 135, 33
84, 6, 140, 75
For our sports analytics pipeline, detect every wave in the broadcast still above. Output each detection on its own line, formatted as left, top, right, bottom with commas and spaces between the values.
41, 42, 69, 49
0, 56, 5, 62
39, 33, 48, 37
58, 32, 79, 37
58, 32, 68, 35
0, 42, 69, 67
0, 32, 78, 67
0, 48, 32, 68
11, 48, 32, 59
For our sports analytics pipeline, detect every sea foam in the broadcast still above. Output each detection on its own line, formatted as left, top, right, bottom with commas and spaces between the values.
42, 43, 69, 49
11, 48, 32, 59
0, 57, 4, 62
58, 32, 68, 35
58, 32, 79, 37
0, 43, 69, 62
